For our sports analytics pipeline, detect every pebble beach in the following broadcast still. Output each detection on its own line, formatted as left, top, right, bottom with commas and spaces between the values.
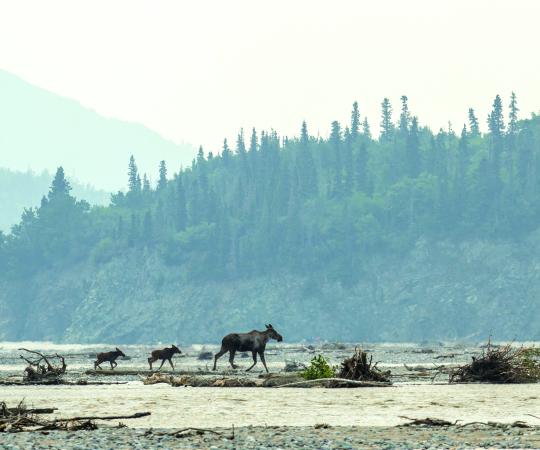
2, 424, 540, 449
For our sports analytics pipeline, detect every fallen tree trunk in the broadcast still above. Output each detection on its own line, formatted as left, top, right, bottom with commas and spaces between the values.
277, 378, 392, 388
0, 401, 151, 433
56, 412, 150, 422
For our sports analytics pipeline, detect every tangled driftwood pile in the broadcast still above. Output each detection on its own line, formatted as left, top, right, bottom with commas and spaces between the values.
19, 348, 66, 382
450, 340, 540, 383
338, 348, 391, 383
0, 401, 150, 433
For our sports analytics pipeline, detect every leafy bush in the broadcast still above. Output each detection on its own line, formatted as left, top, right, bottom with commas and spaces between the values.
519, 347, 540, 380
301, 354, 336, 380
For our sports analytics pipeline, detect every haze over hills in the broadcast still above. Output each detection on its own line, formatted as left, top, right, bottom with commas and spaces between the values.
0, 168, 109, 232
2, 94, 540, 343
0, 70, 196, 191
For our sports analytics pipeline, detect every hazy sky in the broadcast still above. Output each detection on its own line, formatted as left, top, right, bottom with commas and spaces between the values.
1, 0, 539, 153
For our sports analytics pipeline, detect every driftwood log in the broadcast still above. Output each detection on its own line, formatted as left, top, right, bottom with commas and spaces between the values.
142, 372, 260, 387
276, 378, 392, 388
399, 416, 457, 427
399, 416, 533, 429
0, 401, 150, 433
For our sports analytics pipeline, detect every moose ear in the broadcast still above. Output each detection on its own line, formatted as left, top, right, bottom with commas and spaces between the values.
116, 347, 120, 351
265, 324, 269, 328
268, 324, 273, 328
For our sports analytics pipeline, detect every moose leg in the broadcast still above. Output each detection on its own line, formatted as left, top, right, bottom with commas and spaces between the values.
259, 351, 269, 373
213, 347, 227, 371
229, 350, 238, 369
158, 359, 166, 371
112, 360, 118, 369
110, 360, 115, 370
246, 351, 258, 371
148, 357, 156, 370
94, 361, 100, 370
168, 358, 174, 371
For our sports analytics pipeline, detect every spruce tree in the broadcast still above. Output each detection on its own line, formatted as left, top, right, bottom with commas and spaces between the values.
362, 117, 371, 139
468, 108, 480, 137
508, 92, 519, 135
487, 95, 505, 200
507, 92, 519, 186
197, 146, 206, 165
236, 129, 247, 155
249, 128, 258, 155
399, 95, 411, 132
380, 98, 393, 140
143, 174, 151, 194
158, 160, 168, 190
221, 138, 232, 166
301, 121, 308, 146
351, 101, 360, 139
128, 155, 140, 193
49, 167, 71, 199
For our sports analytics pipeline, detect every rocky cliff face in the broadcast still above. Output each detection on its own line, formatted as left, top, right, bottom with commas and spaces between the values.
2, 236, 540, 344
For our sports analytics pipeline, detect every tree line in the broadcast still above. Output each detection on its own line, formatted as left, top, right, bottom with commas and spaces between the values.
2, 93, 540, 285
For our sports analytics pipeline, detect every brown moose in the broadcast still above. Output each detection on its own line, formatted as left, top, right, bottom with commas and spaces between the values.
213, 324, 283, 373
94, 347, 126, 370
148, 345, 182, 371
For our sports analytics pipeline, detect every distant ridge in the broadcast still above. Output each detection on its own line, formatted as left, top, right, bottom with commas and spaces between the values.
0, 70, 196, 191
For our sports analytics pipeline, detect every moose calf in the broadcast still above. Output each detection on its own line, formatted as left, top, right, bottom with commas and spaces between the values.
148, 345, 182, 371
94, 347, 126, 370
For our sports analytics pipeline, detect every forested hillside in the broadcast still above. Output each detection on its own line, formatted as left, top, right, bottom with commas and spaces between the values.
0, 168, 109, 232
2, 94, 540, 343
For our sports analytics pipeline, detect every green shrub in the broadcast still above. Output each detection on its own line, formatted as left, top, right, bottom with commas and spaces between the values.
520, 347, 540, 381
301, 354, 336, 380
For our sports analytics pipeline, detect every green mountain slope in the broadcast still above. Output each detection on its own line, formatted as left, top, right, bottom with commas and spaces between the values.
0, 70, 195, 191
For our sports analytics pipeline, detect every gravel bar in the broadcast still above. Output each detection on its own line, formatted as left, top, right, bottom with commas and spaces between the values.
1, 425, 540, 449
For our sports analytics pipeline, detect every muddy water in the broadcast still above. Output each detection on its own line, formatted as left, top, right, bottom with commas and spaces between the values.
2, 383, 540, 428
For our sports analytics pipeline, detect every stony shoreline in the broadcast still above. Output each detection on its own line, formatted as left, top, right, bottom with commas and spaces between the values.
2, 424, 540, 449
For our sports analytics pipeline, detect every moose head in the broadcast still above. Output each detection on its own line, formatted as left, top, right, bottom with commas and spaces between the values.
265, 324, 283, 342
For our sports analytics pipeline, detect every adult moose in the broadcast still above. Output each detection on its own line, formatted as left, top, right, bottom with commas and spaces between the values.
213, 324, 283, 373
148, 345, 182, 371
94, 347, 126, 370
